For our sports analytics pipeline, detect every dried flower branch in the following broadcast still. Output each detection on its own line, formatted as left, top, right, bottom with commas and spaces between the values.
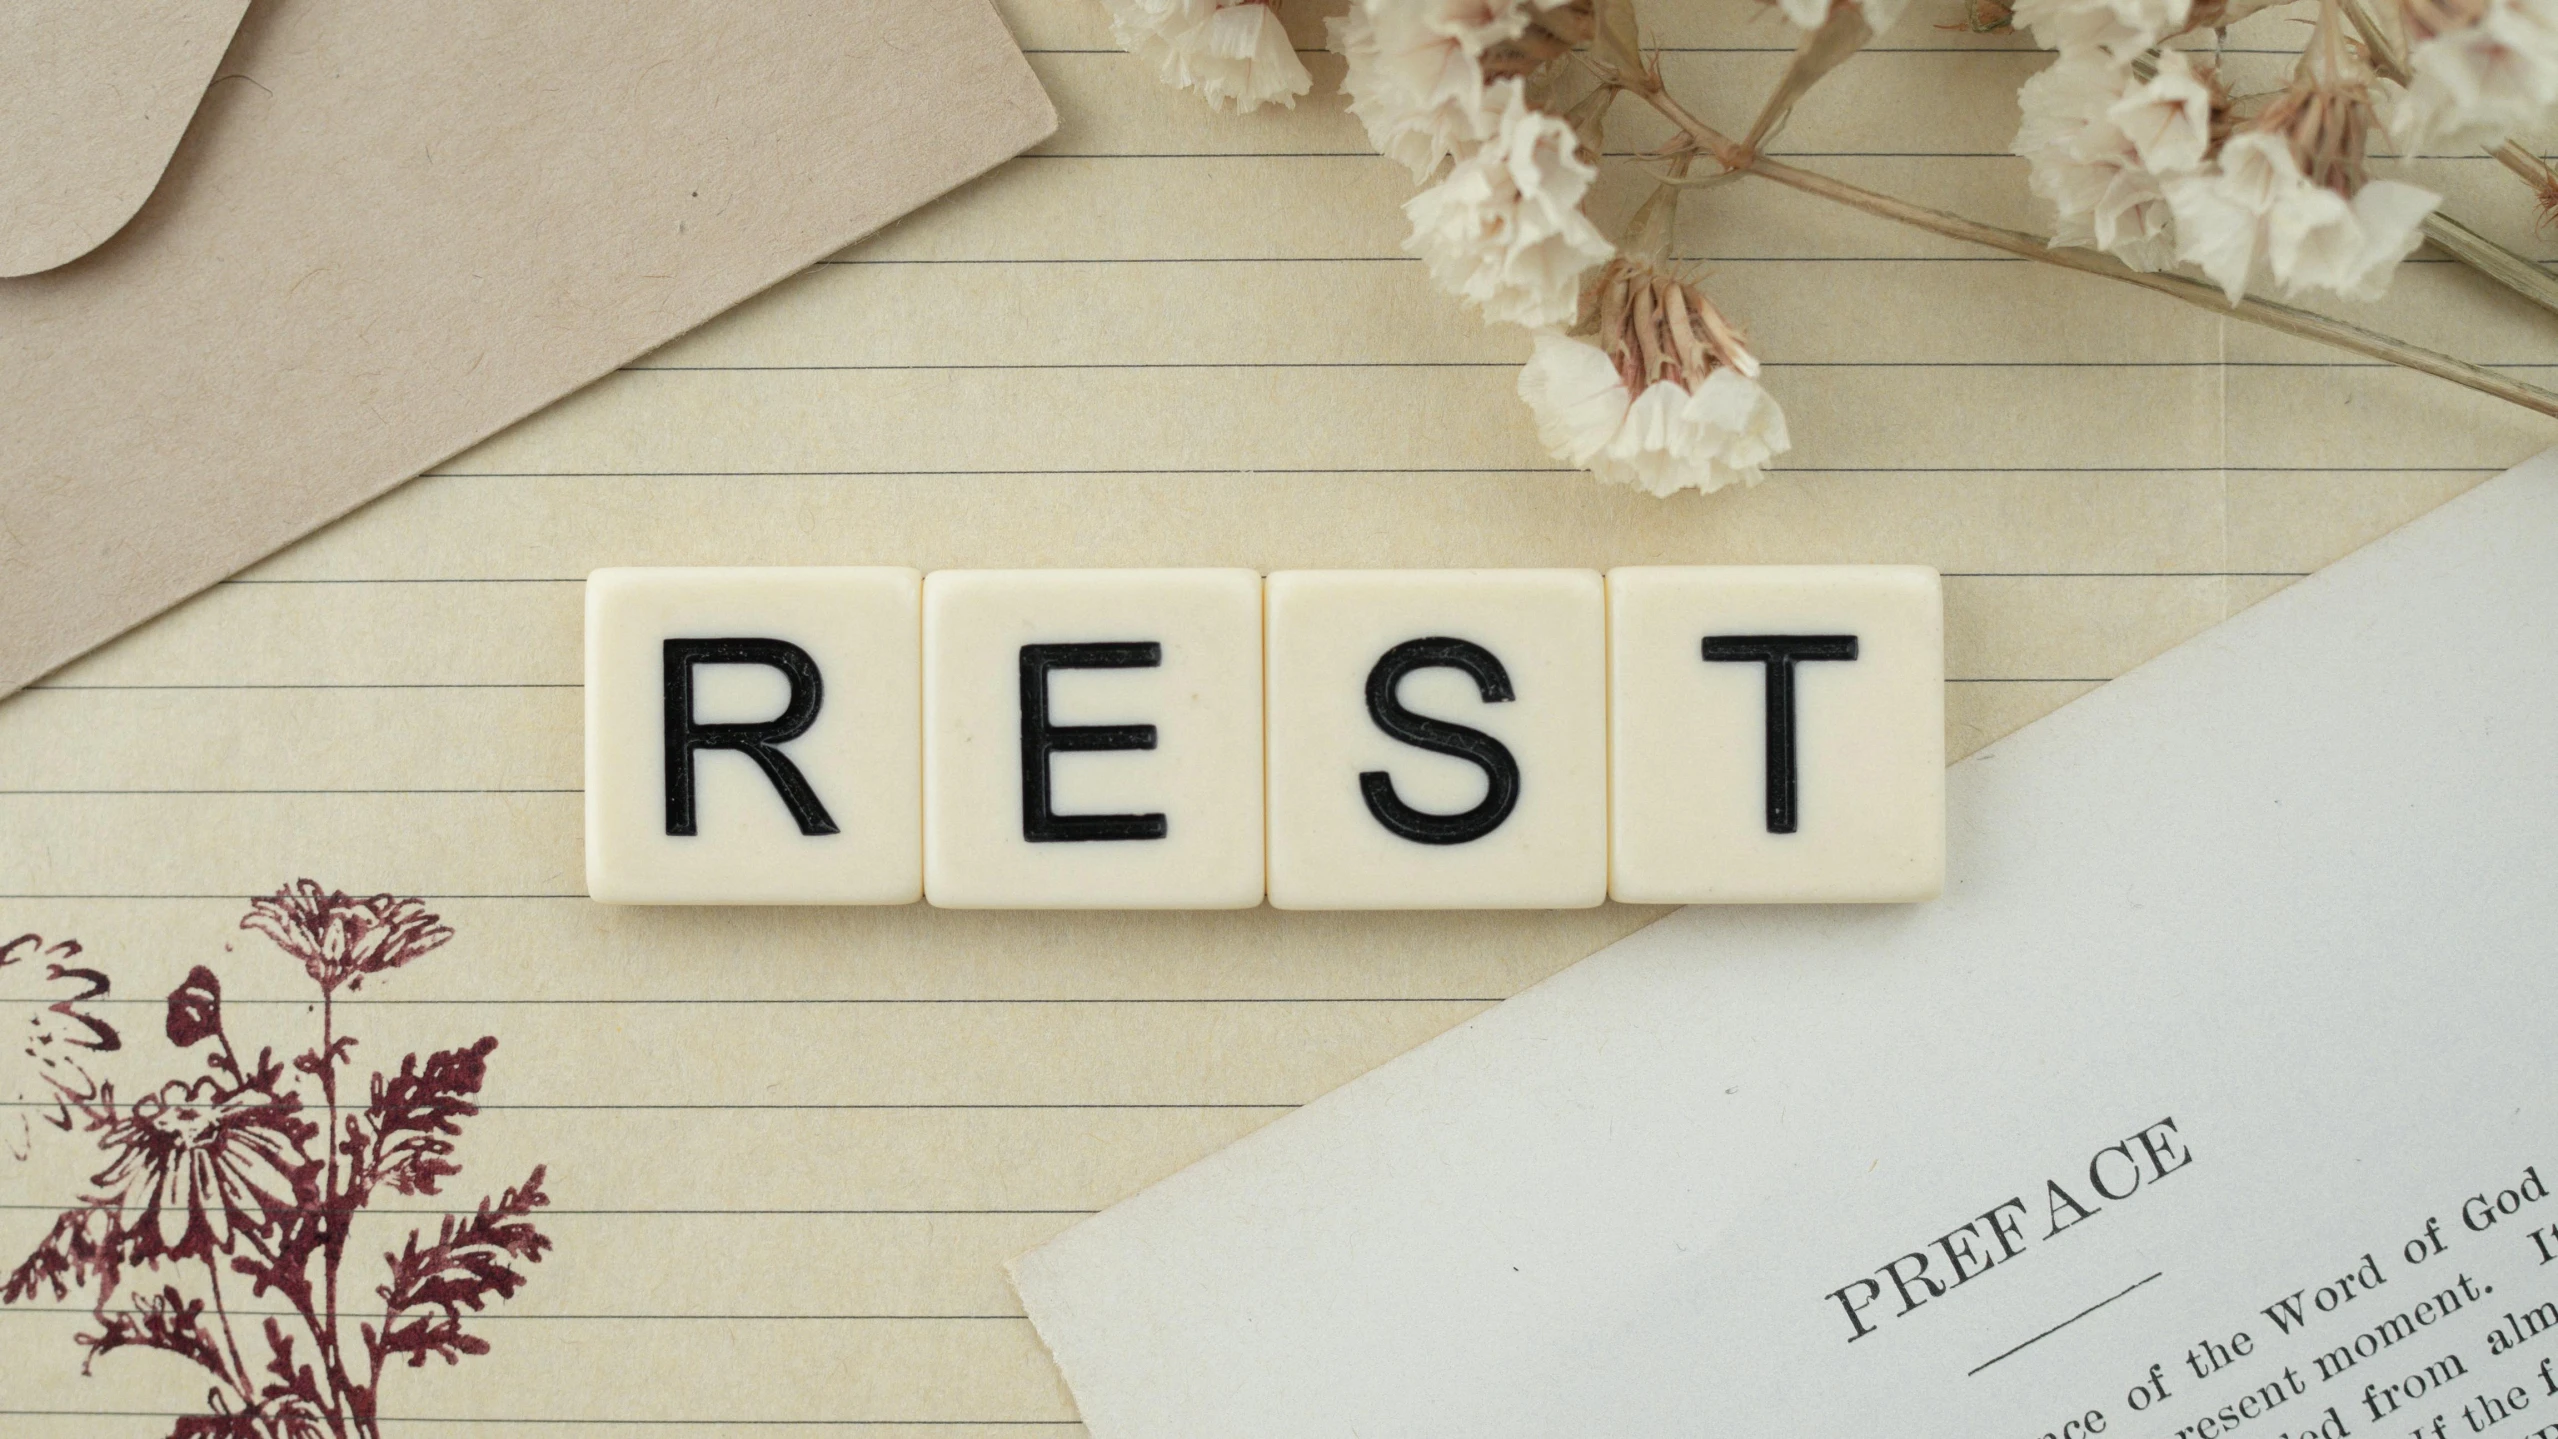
1639, 73, 2558, 415
1105, 0, 2557, 494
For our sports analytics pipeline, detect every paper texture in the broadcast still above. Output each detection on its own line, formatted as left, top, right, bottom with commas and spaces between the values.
0, 0, 1055, 698
0, 0, 252, 276
1012, 453, 2558, 1439
2, 0, 2554, 1428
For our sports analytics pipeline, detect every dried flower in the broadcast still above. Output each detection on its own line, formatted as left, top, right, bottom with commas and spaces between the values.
1779, 0, 1915, 33
2111, 49, 2220, 173
2014, 53, 2186, 270
1520, 261, 1790, 496
2013, 0, 2191, 58
2165, 71, 2439, 302
1107, 0, 1313, 113
2388, 0, 2558, 152
1332, 2, 1498, 178
1946, 0, 2018, 31
92, 1078, 313, 1260
1330, 0, 1577, 179
242, 881, 453, 995
1404, 83, 1614, 327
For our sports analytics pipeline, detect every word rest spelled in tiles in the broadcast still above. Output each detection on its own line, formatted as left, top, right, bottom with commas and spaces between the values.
583, 567, 1944, 909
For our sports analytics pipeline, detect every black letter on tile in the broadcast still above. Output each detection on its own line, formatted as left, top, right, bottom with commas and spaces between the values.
1701, 634, 1859, 835
663, 637, 838, 837
1020, 642, 1168, 843
1359, 637, 1521, 846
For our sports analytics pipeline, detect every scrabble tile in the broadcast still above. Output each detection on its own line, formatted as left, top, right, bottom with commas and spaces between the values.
1607, 566, 1943, 904
923, 569, 1264, 909
1265, 570, 1607, 910
585, 567, 923, 905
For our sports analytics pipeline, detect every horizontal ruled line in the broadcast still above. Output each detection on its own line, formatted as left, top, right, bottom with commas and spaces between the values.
0, 1099, 1299, 1112
1017, 148, 2554, 162
0, 892, 593, 899
397, 464, 2524, 481
1023, 43, 2051, 54
814, 253, 2541, 266
606, 360, 2558, 373
16, 996, 1500, 1007
15, 677, 2102, 694
6, 1424, 1076, 1433
0, 1204, 1094, 1215
0, 787, 580, 796
207, 571, 2310, 586
1, 1308, 1032, 1322
21, 683, 583, 692
1017, 43, 2369, 56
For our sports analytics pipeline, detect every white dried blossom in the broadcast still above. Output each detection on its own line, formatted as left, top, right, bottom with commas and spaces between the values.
2164, 130, 2438, 301
1328, 0, 1573, 180
2013, 0, 2190, 58
2014, 53, 2188, 271
1520, 336, 1789, 497
1330, 3, 1499, 178
2111, 50, 2218, 172
1520, 261, 1790, 498
1109, 0, 1313, 113
1403, 84, 1614, 328
1778, 0, 1916, 35
2269, 175, 2441, 296
2388, 0, 2558, 152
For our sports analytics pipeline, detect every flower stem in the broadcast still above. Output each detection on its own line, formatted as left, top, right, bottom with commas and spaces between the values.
1627, 85, 2558, 419
1739, 5, 1875, 157
2340, 0, 2558, 313
322, 992, 339, 1341
315, 991, 366, 1435
205, 1259, 256, 1403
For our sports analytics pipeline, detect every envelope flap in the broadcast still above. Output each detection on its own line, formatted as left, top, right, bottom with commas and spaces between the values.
0, 0, 253, 277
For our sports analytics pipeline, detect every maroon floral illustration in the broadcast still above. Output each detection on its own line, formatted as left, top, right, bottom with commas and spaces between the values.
5, 884, 552, 1439
2, 933, 121, 1161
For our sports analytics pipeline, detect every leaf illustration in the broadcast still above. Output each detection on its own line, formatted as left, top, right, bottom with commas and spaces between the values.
360, 1037, 497, 1198
3, 1205, 120, 1306
369, 1165, 551, 1371
256, 1319, 332, 1425
81, 1285, 231, 1383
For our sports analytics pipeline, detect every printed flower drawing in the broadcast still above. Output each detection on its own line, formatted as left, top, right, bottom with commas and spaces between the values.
4, 886, 552, 1439
1103, 0, 2558, 495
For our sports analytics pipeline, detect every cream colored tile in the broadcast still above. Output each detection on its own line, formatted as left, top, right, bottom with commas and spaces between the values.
585, 568, 923, 905
1609, 567, 1944, 904
1266, 570, 1608, 909
923, 569, 1264, 909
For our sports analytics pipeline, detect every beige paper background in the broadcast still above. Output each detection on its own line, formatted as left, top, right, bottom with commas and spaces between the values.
0, 0, 1053, 698
0, 0, 251, 276
2, 0, 2552, 1430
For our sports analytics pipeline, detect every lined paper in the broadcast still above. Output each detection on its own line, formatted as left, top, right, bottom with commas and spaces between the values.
3, 0, 2552, 1431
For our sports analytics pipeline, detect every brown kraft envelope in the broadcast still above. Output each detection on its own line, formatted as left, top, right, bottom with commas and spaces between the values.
0, 0, 1056, 698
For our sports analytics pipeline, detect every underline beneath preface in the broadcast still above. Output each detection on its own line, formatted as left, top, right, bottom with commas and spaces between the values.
1967, 1271, 2166, 1378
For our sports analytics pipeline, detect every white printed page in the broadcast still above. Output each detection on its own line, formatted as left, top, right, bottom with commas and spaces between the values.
1012, 456, 2558, 1439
